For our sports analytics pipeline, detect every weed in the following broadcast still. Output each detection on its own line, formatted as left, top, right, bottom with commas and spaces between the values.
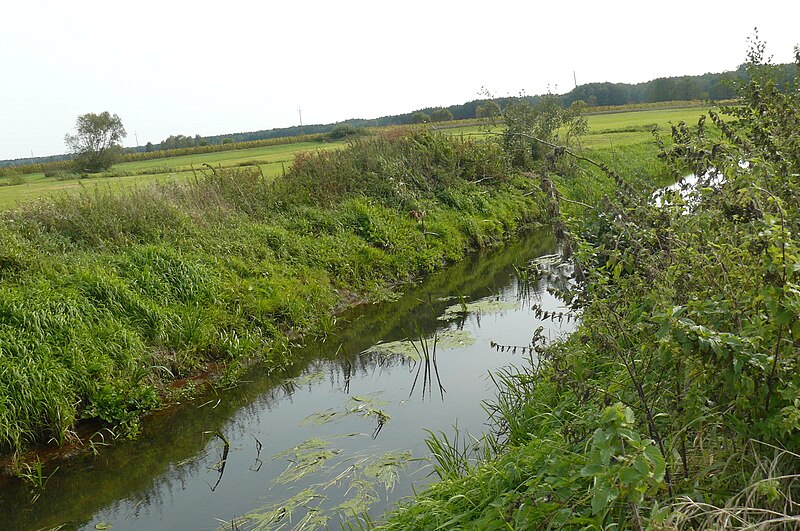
407, 324, 445, 401
15, 457, 59, 503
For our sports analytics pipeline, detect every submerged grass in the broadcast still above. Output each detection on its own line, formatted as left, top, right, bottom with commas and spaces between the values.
0, 130, 546, 454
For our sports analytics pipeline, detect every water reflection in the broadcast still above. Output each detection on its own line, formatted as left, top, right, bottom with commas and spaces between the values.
0, 230, 575, 530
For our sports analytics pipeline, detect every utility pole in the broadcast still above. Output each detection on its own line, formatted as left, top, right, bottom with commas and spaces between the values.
574, 71, 578, 89
298, 107, 303, 127
134, 132, 139, 147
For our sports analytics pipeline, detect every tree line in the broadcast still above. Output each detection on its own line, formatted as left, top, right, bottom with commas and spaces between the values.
75, 61, 800, 157
1, 62, 795, 172
562, 62, 796, 106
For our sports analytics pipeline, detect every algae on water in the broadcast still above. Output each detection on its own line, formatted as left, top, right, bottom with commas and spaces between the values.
283, 370, 326, 388
273, 438, 341, 484
298, 394, 390, 428
367, 329, 476, 361
242, 447, 414, 531
363, 450, 413, 490
438, 299, 519, 321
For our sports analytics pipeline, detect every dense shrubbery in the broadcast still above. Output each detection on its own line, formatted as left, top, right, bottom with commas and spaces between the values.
379, 41, 800, 529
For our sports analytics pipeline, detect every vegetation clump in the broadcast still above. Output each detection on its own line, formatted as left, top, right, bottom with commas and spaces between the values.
377, 38, 800, 529
0, 130, 545, 454
327, 124, 368, 140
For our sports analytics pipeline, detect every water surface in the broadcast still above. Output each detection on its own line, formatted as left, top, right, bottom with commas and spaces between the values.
0, 230, 574, 530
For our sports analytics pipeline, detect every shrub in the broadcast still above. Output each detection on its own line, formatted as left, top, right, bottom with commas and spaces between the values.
328, 124, 366, 140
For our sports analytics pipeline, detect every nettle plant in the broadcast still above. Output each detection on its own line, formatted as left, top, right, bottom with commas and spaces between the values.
566, 35, 800, 515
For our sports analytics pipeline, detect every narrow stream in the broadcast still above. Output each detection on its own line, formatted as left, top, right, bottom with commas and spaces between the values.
0, 230, 575, 530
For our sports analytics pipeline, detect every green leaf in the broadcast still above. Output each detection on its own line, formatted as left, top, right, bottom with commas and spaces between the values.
591, 482, 618, 515
580, 463, 603, 477
634, 455, 650, 477
618, 466, 642, 485
643, 444, 666, 481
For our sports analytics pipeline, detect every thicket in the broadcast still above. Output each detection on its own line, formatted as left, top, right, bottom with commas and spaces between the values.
378, 40, 800, 529
0, 131, 545, 454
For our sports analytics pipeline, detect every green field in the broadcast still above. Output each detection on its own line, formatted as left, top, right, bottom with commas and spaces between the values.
0, 141, 348, 210
443, 106, 710, 147
0, 107, 711, 210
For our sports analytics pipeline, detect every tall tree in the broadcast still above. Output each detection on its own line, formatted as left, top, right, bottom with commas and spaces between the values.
64, 112, 126, 172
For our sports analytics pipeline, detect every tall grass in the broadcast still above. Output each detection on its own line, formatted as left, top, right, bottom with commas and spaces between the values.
0, 131, 544, 453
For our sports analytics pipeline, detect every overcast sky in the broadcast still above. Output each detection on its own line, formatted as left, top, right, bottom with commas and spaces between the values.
1, 1, 797, 160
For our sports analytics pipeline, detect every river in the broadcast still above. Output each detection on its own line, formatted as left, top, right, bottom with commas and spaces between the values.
0, 229, 574, 530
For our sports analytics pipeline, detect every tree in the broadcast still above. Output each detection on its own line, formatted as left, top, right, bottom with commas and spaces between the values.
64, 112, 126, 172
430, 108, 454, 122
501, 94, 587, 167
476, 100, 501, 119
411, 112, 430, 124
329, 124, 363, 140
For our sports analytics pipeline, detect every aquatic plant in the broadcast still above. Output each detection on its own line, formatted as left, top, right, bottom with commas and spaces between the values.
407, 325, 444, 401
14, 457, 59, 503
236, 439, 413, 531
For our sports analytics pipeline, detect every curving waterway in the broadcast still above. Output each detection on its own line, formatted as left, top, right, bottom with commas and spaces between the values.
0, 230, 575, 530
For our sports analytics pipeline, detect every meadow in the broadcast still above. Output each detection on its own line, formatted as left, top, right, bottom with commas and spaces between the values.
442, 106, 711, 147
0, 141, 347, 210
0, 106, 710, 210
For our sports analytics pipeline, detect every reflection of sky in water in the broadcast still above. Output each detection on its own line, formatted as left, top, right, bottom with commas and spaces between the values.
0, 232, 576, 531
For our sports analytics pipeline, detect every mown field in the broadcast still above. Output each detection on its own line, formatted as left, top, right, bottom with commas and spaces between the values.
0, 141, 347, 210
442, 106, 711, 146
0, 107, 710, 210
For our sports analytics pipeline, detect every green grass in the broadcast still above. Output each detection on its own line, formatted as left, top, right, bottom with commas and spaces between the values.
114, 141, 344, 173
0, 131, 549, 453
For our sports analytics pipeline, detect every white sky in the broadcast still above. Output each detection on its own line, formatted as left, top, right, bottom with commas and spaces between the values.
1, 0, 797, 160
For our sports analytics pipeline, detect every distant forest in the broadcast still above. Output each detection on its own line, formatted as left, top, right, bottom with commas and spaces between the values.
2, 63, 795, 167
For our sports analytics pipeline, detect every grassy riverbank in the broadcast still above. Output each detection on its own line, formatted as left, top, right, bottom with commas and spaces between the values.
377, 52, 800, 529
0, 130, 547, 454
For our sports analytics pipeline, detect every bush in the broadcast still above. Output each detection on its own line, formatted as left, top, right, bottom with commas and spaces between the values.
328, 124, 366, 140
411, 112, 430, 124
430, 108, 454, 122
